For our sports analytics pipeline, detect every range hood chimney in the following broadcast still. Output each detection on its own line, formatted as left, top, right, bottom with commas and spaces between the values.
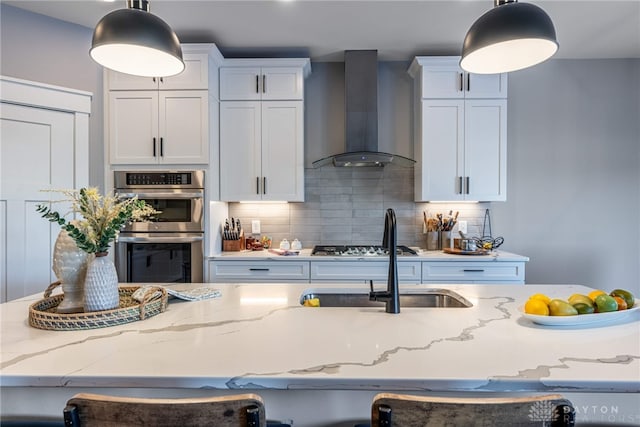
312, 50, 415, 168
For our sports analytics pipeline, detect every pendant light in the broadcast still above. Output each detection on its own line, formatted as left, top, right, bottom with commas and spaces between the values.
90, 0, 184, 77
460, 0, 558, 74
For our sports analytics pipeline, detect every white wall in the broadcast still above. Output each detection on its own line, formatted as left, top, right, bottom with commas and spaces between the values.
0, 4, 104, 190
492, 59, 640, 293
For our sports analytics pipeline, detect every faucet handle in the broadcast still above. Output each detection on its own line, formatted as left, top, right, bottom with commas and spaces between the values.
369, 280, 374, 293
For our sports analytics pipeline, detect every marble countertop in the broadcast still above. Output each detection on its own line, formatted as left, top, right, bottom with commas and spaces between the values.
1, 282, 637, 394
210, 249, 529, 262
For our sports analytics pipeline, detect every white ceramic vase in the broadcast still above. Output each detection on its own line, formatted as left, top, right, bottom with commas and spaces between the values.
52, 229, 91, 313
83, 252, 120, 312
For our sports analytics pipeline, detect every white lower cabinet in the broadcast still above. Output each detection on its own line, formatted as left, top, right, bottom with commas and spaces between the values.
208, 261, 310, 282
310, 261, 422, 283
422, 262, 525, 284
206, 259, 525, 284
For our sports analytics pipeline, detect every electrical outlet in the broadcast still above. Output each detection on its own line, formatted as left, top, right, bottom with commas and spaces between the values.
251, 220, 261, 234
458, 220, 468, 234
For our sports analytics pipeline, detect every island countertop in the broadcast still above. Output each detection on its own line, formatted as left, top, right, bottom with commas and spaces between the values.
1, 282, 638, 425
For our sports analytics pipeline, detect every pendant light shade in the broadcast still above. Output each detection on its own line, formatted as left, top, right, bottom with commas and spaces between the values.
90, 0, 184, 77
460, 0, 558, 74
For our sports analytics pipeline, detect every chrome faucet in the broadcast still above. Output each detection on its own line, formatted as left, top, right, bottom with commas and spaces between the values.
369, 208, 400, 313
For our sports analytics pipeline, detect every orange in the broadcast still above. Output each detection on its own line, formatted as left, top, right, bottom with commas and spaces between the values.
588, 289, 607, 301
524, 298, 549, 316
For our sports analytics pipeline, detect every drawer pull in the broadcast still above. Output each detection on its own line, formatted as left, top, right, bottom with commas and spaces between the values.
249, 268, 270, 271
463, 269, 485, 272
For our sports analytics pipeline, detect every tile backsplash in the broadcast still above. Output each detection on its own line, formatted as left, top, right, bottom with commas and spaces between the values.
228, 167, 492, 249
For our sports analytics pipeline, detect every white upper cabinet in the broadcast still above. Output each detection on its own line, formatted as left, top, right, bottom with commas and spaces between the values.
220, 66, 305, 100
105, 44, 223, 165
409, 56, 507, 99
220, 100, 304, 201
107, 53, 210, 91
409, 56, 508, 202
219, 58, 310, 202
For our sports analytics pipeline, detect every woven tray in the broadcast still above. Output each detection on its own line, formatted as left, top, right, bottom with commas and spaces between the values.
29, 285, 168, 331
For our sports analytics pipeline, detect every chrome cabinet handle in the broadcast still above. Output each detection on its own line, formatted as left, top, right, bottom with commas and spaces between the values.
160, 137, 164, 157
256, 75, 259, 93
256, 177, 260, 194
249, 268, 269, 271
466, 177, 470, 194
467, 73, 470, 92
153, 137, 156, 157
459, 73, 463, 92
262, 75, 266, 93
463, 269, 485, 272
458, 176, 463, 194
263, 177, 266, 194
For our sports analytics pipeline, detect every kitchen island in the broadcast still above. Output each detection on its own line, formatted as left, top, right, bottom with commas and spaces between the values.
1, 282, 639, 426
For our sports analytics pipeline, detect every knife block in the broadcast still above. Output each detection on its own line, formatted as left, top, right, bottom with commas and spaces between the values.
223, 231, 245, 252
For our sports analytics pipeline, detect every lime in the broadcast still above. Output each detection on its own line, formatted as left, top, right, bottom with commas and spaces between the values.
573, 302, 595, 315
594, 294, 618, 313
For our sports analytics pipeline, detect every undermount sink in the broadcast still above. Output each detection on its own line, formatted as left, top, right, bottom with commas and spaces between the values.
300, 288, 472, 308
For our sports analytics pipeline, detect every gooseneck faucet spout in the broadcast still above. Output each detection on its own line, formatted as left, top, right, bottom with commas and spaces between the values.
369, 208, 400, 313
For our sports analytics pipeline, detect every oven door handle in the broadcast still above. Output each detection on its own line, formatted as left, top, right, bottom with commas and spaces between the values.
115, 191, 203, 199
117, 235, 204, 243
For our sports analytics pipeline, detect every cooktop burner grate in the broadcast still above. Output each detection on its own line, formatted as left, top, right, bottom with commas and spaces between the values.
311, 245, 417, 257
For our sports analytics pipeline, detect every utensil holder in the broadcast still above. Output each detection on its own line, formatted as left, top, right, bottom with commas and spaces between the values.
223, 231, 245, 252
439, 231, 453, 250
426, 231, 439, 251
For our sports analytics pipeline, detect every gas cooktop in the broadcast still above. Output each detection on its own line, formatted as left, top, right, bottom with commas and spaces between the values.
311, 245, 417, 257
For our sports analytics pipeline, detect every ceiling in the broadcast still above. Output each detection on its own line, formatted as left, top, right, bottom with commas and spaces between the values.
4, 0, 640, 62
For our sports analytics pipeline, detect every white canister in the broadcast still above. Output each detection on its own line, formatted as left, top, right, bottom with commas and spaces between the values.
291, 238, 302, 251
279, 239, 290, 250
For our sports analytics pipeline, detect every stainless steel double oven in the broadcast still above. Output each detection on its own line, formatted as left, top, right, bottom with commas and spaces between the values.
114, 170, 204, 283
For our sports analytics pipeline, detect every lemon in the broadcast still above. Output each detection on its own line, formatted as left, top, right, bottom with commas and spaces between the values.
588, 289, 607, 301
524, 298, 549, 316
303, 298, 320, 307
529, 293, 551, 305
548, 299, 578, 316
568, 294, 594, 307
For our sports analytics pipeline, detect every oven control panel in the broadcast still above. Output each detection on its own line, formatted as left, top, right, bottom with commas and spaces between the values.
114, 171, 204, 189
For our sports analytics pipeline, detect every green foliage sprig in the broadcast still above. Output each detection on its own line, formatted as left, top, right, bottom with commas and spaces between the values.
37, 188, 159, 254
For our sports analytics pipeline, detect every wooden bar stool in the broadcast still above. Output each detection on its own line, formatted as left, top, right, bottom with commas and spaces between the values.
63, 393, 266, 427
371, 393, 575, 426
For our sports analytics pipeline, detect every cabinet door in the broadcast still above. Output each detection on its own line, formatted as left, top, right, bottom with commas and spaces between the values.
220, 101, 262, 201
160, 54, 209, 90
219, 67, 262, 100
261, 101, 304, 201
159, 91, 209, 164
108, 53, 209, 91
109, 91, 158, 164
261, 67, 304, 100
0, 103, 76, 301
464, 100, 507, 201
465, 73, 508, 99
415, 100, 465, 201
420, 65, 465, 99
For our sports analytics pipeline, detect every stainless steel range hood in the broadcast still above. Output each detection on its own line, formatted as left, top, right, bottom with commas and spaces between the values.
312, 50, 415, 168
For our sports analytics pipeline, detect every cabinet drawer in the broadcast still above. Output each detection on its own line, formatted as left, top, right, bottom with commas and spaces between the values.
422, 262, 524, 283
208, 261, 309, 282
311, 261, 422, 283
